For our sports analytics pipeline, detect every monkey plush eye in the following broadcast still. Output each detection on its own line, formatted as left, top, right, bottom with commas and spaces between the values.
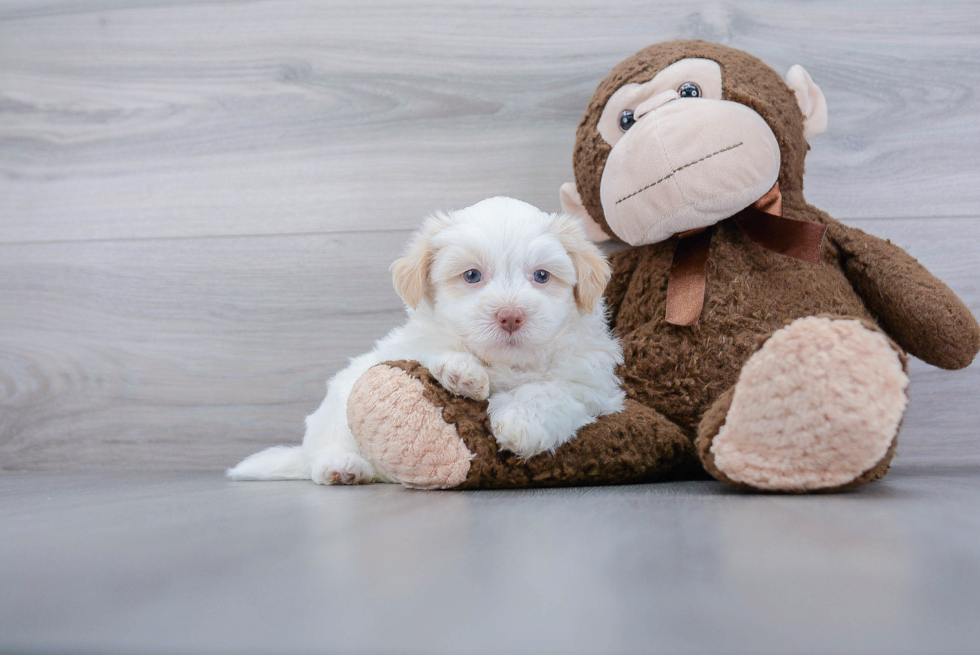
463, 269, 482, 283
618, 110, 636, 132
532, 270, 551, 284
678, 82, 701, 98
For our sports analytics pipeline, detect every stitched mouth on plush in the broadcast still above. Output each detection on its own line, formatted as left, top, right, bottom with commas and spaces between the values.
615, 141, 744, 206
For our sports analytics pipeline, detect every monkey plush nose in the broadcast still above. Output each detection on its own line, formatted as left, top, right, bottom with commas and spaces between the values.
635, 89, 680, 119
497, 308, 525, 333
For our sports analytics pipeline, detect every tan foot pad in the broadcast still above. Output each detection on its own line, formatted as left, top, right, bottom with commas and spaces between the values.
709, 317, 909, 491
347, 364, 474, 489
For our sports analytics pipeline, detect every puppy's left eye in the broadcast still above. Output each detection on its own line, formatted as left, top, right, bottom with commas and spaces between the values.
463, 269, 482, 284
532, 270, 550, 284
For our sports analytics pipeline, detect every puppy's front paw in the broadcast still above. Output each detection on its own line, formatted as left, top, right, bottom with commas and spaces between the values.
430, 353, 490, 401
490, 405, 557, 459
311, 452, 375, 485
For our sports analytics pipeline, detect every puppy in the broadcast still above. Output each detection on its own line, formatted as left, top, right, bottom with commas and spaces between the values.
227, 197, 625, 484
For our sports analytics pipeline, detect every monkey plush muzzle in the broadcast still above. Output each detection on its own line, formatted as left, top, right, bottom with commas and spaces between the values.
599, 96, 781, 246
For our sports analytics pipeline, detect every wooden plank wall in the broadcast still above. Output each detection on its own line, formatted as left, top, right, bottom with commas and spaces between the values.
1, 0, 978, 470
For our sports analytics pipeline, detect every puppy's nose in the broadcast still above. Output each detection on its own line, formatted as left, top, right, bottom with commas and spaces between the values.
497, 308, 525, 333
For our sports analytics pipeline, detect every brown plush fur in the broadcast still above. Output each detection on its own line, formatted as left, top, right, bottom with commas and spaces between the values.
351, 41, 979, 491
381, 360, 706, 489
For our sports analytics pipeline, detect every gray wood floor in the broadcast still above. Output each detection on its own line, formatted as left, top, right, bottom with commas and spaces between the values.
3, 467, 980, 655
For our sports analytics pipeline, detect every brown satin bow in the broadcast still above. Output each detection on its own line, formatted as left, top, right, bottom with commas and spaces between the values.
664, 183, 827, 326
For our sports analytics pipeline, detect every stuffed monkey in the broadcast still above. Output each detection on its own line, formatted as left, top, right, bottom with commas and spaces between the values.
345, 41, 979, 492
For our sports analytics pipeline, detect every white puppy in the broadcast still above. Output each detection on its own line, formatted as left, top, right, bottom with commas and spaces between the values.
227, 197, 625, 485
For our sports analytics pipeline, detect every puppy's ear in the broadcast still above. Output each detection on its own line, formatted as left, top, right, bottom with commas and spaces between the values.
391, 213, 451, 309
570, 245, 612, 314
391, 240, 430, 309
549, 213, 612, 313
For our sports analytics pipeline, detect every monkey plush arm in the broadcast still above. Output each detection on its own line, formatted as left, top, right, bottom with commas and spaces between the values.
828, 221, 980, 370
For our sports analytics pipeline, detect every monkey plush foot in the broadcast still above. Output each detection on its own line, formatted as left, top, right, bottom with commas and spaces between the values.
698, 316, 909, 492
348, 361, 703, 490
346, 361, 476, 489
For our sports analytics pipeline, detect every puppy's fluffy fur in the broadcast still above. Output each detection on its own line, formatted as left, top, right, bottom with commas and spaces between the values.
227, 197, 624, 484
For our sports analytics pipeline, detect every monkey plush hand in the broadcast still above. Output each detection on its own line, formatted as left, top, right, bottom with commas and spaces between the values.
345, 41, 980, 492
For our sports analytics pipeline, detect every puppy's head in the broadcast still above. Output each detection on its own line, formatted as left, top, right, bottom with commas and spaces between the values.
392, 197, 611, 358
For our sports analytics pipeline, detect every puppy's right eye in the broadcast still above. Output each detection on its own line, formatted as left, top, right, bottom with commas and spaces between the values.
463, 269, 482, 284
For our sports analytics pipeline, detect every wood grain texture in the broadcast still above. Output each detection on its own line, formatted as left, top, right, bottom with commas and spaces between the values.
0, 229, 408, 469
0, 217, 977, 470
2, 0, 980, 244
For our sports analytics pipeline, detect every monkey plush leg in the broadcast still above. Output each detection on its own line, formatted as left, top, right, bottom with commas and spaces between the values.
697, 316, 909, 493
347, 360, 702, 489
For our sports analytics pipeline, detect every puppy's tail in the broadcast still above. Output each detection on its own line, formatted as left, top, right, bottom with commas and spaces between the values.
226, 446, 309, 481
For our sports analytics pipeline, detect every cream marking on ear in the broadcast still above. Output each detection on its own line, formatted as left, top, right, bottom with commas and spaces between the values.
570, 246, 612, 313
390, 244, 430, 309
390, 212, 453, 308
786, 65, 828, 140
547, 211, 612, 313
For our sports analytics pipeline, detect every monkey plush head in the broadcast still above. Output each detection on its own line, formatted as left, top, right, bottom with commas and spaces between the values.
561, 40, 828, 245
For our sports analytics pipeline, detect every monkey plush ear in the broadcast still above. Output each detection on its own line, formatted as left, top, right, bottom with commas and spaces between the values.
785, 65, 828, 140
560, 182, 613, 243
